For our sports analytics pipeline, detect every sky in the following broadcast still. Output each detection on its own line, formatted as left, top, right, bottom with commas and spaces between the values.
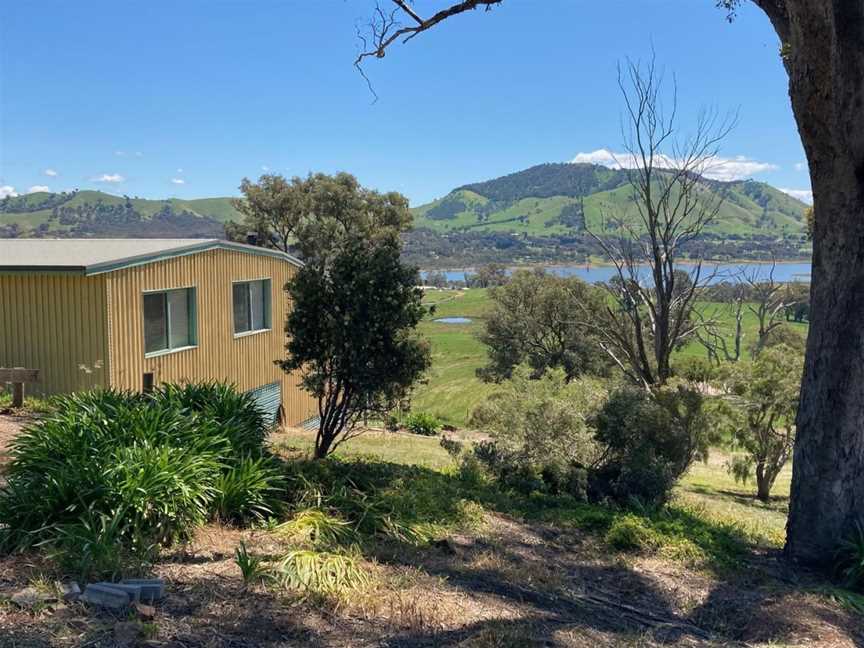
0, 0, 812, 206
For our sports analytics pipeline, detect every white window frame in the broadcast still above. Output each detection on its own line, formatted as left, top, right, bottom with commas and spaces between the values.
143, 286, 198, 358
232, 277, 272, 338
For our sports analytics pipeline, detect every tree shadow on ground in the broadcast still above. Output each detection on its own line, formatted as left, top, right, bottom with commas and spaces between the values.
286, 457, 863, 647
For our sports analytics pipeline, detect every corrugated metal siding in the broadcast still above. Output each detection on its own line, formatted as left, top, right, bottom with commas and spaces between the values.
0, 273, 109, 395
248, 381, 281, 426
104, 248, 317, 425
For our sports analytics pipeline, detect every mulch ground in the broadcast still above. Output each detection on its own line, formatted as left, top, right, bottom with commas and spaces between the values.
0, 414, 861, 647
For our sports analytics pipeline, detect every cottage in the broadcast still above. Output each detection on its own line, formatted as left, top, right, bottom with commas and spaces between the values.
0, 238, 317, 426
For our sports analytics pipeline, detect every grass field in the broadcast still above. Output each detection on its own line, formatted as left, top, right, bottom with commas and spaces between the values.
411, 288, 810, 427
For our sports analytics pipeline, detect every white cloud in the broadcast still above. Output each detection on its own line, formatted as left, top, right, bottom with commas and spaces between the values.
115, 150, 126, 157
171, 178, 186, 185
0, 185, 18, 198
261, 165, 270, 172
794, 162, 808, 172
44, 168, 58, 177
176, 168, 184, 174
134, 151, 143, 157
570, 148, 778, 182
93, 173, 125, 183
779, 188, 813, 204
27, 185, 50, 194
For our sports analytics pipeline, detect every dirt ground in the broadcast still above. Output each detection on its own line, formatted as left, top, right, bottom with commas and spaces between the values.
0, 414, 862, 647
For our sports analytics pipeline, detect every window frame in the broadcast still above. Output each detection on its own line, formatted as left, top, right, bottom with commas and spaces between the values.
142, 286, 198, 358
232, 277, 272, 338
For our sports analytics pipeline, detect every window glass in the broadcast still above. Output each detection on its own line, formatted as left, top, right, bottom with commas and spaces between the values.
168, 289, 191, 349
143, 288, 195, 355
143, 293, 168, 354
233, 283, 251, 333
249, 280, 265, 331
233, 279, 270, 334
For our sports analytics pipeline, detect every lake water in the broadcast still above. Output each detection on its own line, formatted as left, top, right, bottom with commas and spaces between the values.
434, 317, 473, 324
424, 262, 812, 285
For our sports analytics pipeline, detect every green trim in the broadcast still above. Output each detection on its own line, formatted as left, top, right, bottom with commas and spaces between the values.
81, 241, 303, 276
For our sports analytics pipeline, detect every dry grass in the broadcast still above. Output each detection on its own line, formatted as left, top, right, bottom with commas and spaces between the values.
1, 414, 862, 647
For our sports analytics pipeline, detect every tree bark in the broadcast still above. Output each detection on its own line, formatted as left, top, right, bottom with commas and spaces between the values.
776, 1, 864, 565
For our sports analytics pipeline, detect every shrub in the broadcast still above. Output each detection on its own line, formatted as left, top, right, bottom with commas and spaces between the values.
836, 522, 864, 591
404, 411, 442, 436
439, 435, 464, 458
605, 514, 662, 552
276, 548, 368, 597
0, 384, 280, 576
470, 366, 605, 476
590, 383, 716, 507
673, 356, 717, 383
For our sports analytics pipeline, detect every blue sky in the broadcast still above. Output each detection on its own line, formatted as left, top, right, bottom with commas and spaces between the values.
0, 0, 812, 206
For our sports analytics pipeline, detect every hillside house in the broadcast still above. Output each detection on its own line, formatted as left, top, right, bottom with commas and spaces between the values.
0, 239, 316, 426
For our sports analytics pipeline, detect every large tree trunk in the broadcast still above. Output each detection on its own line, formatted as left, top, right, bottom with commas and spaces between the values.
773, 1, 864, 565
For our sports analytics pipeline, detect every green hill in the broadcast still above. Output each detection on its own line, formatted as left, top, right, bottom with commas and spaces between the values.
0, 190, 242, 238
412, 162, 809, 240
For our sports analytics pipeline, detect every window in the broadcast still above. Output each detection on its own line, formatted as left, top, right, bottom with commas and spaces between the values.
233, 279, 271, 335
143, 288, 197, 355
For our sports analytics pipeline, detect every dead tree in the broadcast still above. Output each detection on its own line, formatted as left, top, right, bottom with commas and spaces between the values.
581, 58, 733, 387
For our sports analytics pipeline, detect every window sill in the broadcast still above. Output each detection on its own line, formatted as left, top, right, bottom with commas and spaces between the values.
234, 328, 271, 339
144, 345, 198, 359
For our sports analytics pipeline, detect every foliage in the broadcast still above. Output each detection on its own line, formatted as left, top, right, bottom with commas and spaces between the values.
471, 366, 605, 474
235, 540, 270, 586
276, 549, 369, 597
213, 456, 285, 524
604, 514, 662, 552
477, 270, 613, 382
835, 522, 864, 591
275, 508, 358, 548
468, 262, 509, 288
591, 383, 718, 507
673, 356, 718, 383
0, 385, 279, 577
282, 231, 431, 458
717, 345, 803, 501
403, 411, 442, 436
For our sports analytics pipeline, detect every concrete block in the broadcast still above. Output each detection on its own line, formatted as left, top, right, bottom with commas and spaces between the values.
80, 584, 131, 610
93, 582, 141, 604
59, 581, 81, 602
120, 578, 165, 602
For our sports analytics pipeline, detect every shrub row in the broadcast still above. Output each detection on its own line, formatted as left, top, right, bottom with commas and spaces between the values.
0, 383, 283, 579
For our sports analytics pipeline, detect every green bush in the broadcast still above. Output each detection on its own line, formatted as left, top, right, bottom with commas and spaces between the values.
605, 514, 663, 552
404, 411, 442, 436
836, 522, 864, 591
590, 383, 715, 507
0, 384, 280, 577
673, 356, 718, 383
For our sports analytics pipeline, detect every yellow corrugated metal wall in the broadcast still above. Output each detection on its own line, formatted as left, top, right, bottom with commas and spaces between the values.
105, 248, 317, 425
0, 273, 109, 395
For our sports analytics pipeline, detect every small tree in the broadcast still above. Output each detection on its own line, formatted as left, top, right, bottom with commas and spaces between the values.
720, 345, 803, 501
477, 269, 612, 382
281, 235, 430, 458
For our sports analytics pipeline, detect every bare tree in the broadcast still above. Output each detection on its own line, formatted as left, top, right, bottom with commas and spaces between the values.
581, 59, 733, 387
743, 259, 801, 354
695, 285, 746, 364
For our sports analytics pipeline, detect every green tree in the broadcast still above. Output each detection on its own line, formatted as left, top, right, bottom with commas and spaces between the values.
477, 269, 612, 382
355, 1, 863, 565
279, 176, 429, 458
231, 174, 312, 252
720, 346, 803, 501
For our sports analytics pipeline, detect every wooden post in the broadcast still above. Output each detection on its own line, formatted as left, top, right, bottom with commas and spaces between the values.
0, 368, 39, 408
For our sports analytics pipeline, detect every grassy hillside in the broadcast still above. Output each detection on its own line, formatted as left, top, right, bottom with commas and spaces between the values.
0, 190, 241, 238
412, 163, 809, 240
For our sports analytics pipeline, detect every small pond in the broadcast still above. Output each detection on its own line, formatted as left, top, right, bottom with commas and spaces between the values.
434, 317, 473, 324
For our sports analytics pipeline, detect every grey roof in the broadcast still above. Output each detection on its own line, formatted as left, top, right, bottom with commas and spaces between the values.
0, 239, 302, 275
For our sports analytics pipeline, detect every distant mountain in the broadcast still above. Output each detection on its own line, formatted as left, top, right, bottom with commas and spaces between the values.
0, 190, 241, 239
411, 162, 809, 240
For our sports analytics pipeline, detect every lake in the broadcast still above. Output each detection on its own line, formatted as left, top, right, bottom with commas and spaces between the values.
424, 261, 812, 285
